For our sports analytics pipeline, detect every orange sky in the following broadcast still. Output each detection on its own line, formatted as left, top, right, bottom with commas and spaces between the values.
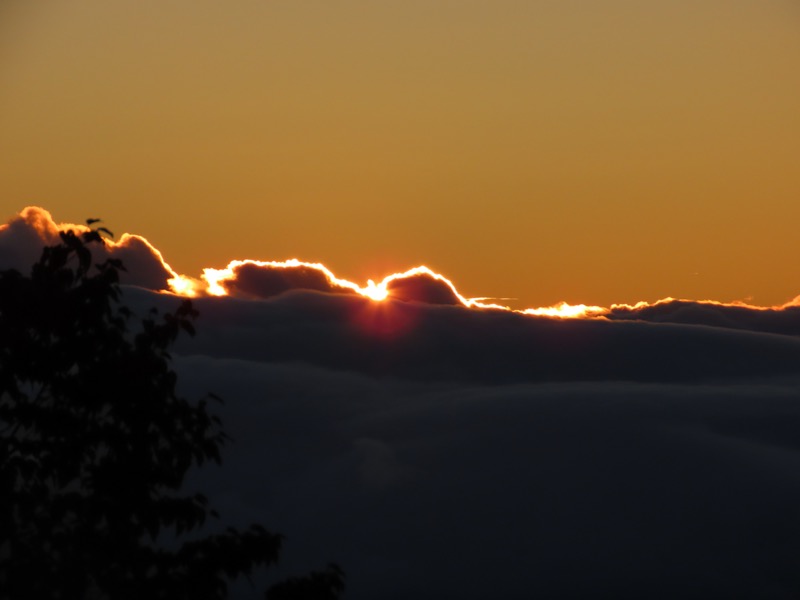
1, 0, 799, 308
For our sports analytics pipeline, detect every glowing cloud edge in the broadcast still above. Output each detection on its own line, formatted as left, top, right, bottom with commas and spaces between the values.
170, 259, 598, 316
5, 207, 797, 320
168, 259, 792, 320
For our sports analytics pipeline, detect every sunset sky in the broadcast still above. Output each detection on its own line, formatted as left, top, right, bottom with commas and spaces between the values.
1, 0, 799, 307
4, 6, 800, 595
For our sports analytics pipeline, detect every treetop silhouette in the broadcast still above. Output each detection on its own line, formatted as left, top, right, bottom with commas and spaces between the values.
0, 224, 343, 599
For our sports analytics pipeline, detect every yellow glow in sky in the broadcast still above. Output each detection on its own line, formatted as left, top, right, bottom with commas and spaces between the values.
1, 0, 798, 307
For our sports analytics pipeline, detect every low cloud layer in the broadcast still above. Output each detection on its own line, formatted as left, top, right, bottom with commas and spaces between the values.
606, 298, 800, 336
126, 286, 800, 597
157, 290, 800, 384
6, 206, 800, 597
172, 347, 800, 599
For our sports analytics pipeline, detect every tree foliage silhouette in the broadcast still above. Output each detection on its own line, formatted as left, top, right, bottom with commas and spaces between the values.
0, 226, 343, 599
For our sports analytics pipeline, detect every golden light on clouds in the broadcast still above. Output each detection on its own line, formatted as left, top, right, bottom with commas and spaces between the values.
6, 206, 800, 324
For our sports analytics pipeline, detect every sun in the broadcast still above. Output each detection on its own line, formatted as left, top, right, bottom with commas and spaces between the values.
360, 279, 389, 302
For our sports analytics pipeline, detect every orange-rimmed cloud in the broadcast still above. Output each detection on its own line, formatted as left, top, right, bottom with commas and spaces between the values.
0, 206, 181, 291
3, 206, 800, 326
197, 260, 511, 309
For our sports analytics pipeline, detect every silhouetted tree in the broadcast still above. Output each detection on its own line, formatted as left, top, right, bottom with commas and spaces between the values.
0, 225, 344, 599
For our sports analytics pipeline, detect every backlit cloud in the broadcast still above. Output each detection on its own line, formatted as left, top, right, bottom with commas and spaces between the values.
200, 260, 492, 308
204, 259, 358, 300
6, 206, 799, 327
0, 206, 178, 291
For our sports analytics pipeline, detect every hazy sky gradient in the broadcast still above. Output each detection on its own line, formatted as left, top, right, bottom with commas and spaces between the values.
2, 0, 798, 307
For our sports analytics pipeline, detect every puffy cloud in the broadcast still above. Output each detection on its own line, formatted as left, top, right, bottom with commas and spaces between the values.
384, 270, 462, 305
207, 260, 357, 299
108, 234, 180, 291
0, 206, 178, 291
0, 208, 474, 305
0, 206, 82, 270
202, 260, 471, 307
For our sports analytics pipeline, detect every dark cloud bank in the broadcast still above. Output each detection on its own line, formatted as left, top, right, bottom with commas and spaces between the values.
6, 207, 800, 598
120, 287, 800, 600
